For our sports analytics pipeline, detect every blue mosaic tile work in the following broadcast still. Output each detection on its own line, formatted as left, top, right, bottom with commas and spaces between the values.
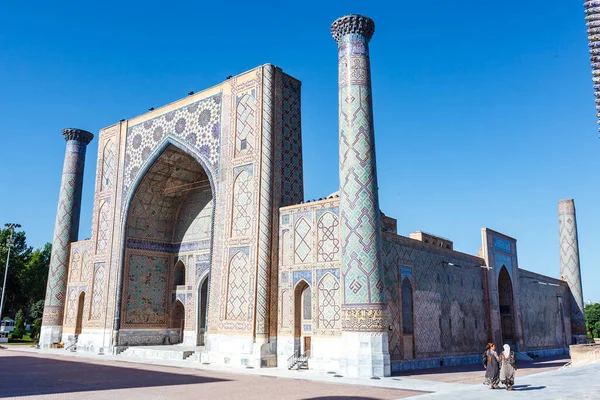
123, 94, 222, 202
293, 270, 312, 287
331, 14, 385, 332
126, 238, 211, 253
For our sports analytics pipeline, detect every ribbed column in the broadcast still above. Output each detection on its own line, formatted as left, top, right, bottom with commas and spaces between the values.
332, 15, 389, 378
584, 1, 600, 132
558, 199, 587, 342
41, 128, 94, 346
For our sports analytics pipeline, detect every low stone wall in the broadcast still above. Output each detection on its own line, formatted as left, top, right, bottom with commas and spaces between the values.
524, 347, 569, 359
570, 344, 600, 367
391, 354, 480, 372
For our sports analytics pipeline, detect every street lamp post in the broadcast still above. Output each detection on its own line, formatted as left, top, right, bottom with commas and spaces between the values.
0, 223, 21, 322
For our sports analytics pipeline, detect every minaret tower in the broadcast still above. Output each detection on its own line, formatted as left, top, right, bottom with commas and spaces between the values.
558, 199, 587, 343
331, 14, 390, 377
40, 128, 94, 347
584, 1, 600, 133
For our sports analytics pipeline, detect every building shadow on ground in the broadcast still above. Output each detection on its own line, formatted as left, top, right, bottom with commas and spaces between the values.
0, 354, 229, 398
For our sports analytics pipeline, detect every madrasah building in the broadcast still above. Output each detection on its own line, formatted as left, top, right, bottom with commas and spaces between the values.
40, 14, 587, 377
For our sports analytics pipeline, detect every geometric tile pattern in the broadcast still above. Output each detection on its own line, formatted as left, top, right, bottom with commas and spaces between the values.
235, 91, 255, 156
64, 286, 79, 327
43, 134, 92, 327
558, 199, 586, 335
123, 254, 169, 327
90, 263, 105, 320
122, 94, 222, 202
519, 272, 570, 349
69, 251, 81, 283
101, 139, 116, 191
80, 251, 92, 283
231, 169, 253, 237
280, 75, 303, 206
294, 217, 312, 263
334, 27, 384, 320
96, 200, 110, 255
227, 251, 250, 320
317, 273, 341, 329
383, 235, 488, 359
255, 66, 274, 336
317, 212, 340, 262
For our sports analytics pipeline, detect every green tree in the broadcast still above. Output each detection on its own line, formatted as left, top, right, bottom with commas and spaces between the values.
10, 309, 25, 339
0, 228, 32, 320
18, 243, 51, 320
27, 299, 45, 321
31, 317, 42, 340
584, 303, 600, 338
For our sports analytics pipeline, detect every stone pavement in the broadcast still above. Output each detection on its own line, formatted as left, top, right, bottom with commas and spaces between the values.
0, 349, 425, 400
1, 347, 597, 399
415, 362, 600, 399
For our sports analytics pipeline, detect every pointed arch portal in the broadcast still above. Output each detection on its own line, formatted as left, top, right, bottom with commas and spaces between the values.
498, 266, 515, 343
119, 144, 214, 346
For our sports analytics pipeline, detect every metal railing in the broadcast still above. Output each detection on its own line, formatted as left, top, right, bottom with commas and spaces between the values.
64, 336, 78, 352
287, 350, 300, 369
287, 350, 310, 370
297, 350, 310, 369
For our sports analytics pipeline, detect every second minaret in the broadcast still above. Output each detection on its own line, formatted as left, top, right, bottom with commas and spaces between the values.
332, 14, 389, 377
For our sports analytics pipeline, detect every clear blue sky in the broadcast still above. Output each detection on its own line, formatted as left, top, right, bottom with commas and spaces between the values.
0, 1, 598, 302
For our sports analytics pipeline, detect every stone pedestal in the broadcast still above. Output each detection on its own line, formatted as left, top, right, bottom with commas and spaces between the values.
40, 128, 93, 347
338, 332, 390, 377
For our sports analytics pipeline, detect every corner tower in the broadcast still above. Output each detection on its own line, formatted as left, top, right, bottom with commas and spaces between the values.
558, 199, 587, 343
41, 128, 94, 347
331, 14, 390, 377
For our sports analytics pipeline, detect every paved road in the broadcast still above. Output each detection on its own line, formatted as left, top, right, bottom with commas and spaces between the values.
0, 350, 426, 400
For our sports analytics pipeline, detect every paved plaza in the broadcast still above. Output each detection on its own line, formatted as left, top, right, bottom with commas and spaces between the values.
1, 348, 599, 399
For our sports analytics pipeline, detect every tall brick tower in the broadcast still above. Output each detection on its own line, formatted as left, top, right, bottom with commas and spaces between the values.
331, 14, 390, 377
558, 199, 587, 343
40, 128, 94, 347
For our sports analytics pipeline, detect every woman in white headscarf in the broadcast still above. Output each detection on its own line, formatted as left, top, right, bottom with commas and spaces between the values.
499, 344, 516, 390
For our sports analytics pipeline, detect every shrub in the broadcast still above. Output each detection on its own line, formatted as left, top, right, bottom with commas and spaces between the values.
11, 317, 26, 340
31, 318, 42, 340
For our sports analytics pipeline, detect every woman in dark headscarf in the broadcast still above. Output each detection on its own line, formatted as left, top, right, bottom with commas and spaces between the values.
499, 344, 516, 390
483, 343, 500, 389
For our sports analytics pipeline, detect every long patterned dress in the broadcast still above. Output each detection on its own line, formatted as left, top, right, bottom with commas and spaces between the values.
500, 352, 516, 387
483, 350, 500, 387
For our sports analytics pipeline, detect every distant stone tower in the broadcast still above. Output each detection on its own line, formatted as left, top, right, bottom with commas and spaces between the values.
40, 128, 94, 346
331, 14, 390, 377
584, 2, 600, 132
558, 199, 587, 343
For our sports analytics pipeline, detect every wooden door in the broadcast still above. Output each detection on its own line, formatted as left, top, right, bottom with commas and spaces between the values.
303, 336, 311, 354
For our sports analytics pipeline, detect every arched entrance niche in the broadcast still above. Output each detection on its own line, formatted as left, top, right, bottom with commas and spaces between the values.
197, 274, 209, 346
171, 300, 185, 344
120, 143, 214, 346
75, 292, 85, 335
294, 280, 312, 355
401, 277, 415, 359
498, 266, 515, 344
